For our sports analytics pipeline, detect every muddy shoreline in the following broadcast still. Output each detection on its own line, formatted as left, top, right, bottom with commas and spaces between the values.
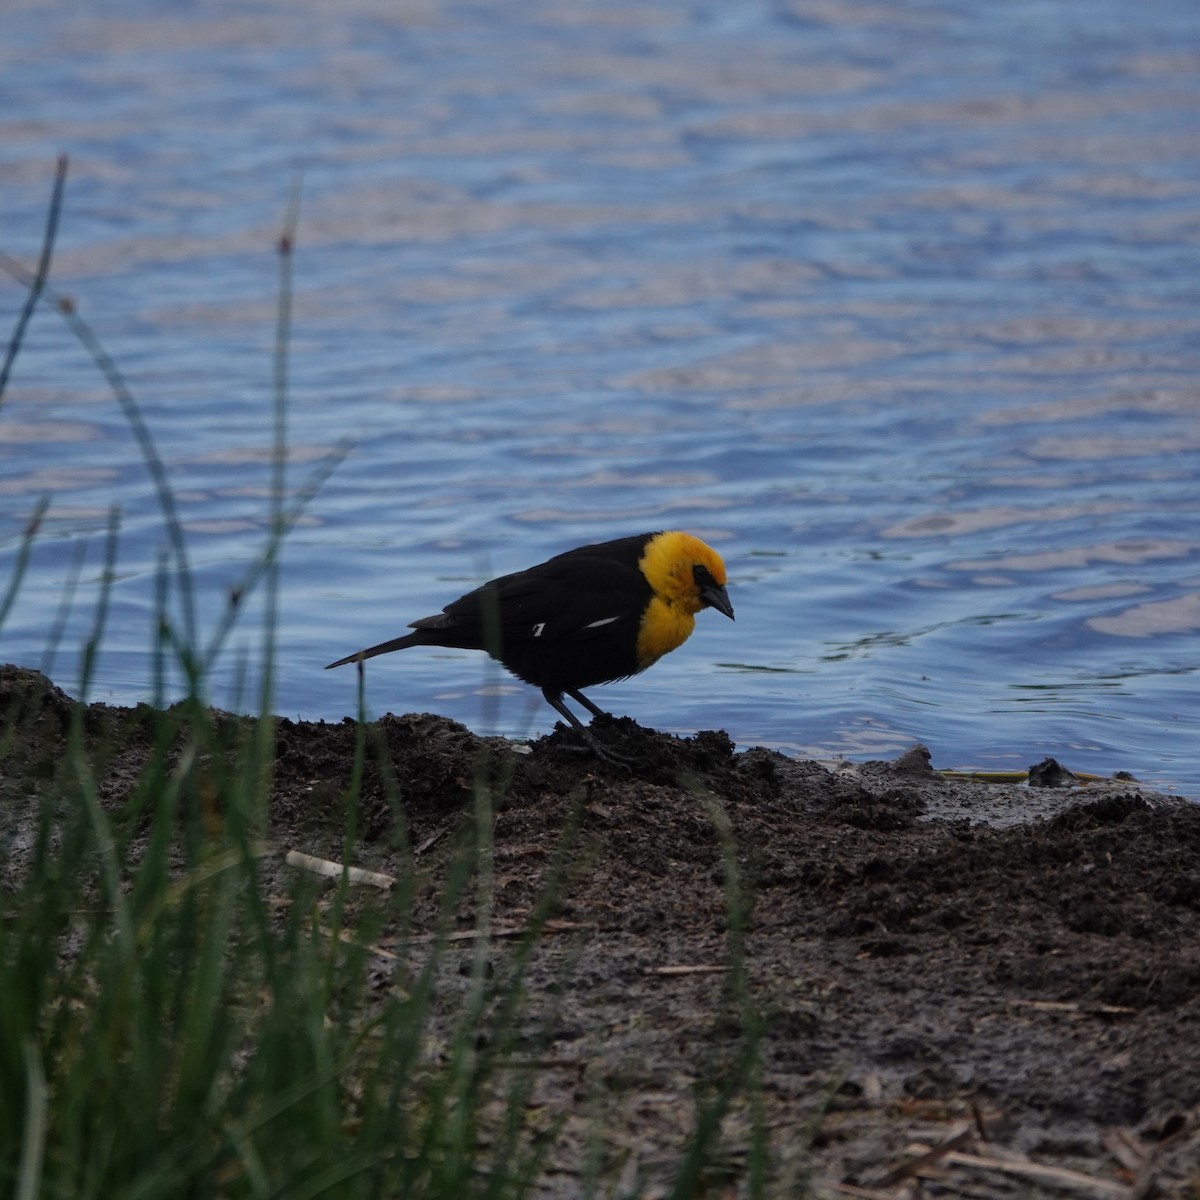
3, 663, 1199, 1195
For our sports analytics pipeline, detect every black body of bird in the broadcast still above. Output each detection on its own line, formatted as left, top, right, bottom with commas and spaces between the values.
325, 530, 733, 745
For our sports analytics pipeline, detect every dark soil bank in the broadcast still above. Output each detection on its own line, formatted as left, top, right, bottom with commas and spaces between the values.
3, 663, 1199, 1196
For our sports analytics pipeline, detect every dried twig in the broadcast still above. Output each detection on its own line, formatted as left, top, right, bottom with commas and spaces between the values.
825, 1182, 903, 1200
415, 828, 447, 856
284, 849, 395, 890
400, 918, 590, 945
644, 964, 729, 977
1103, 1128, 1148, 1173
1103, 1127, 1164, 1200
970, 1099, 990, 1141
943, 1149, 1129, 1197
1007, 998, 1137, 1017
334, 928, 399, 961
877, 1120, 975, 1187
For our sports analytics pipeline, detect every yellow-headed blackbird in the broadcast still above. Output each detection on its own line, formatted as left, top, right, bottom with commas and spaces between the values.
325, 530, 734, 746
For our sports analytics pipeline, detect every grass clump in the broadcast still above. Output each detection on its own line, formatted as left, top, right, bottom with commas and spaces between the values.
0, 681, 556, 1198
0, 162, 552, 1199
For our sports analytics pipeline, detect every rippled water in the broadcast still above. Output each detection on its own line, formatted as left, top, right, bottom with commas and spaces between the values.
3, 0, 1199, 791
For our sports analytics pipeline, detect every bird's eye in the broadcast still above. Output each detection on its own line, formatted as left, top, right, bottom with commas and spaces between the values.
693, 564, 715, 588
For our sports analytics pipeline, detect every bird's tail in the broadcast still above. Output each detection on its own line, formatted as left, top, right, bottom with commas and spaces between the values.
324, 631, 427, 670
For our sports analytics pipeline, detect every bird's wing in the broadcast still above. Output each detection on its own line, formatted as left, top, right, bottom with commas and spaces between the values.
425, 555, 649, 645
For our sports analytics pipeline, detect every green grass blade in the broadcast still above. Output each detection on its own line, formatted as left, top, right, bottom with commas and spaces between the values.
15, 1041, 47, 1200
0, 153, 67, 404
0, 497, 49, 637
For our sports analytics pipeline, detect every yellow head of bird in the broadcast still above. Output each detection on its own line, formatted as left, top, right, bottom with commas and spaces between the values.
639, 531, 732, 616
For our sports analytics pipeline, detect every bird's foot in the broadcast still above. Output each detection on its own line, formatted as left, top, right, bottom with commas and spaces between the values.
550, 721, 638, 773
582, 731, 637, 772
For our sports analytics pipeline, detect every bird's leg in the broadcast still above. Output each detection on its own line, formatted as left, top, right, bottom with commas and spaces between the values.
541, 688, 602, 750
541, 688, 630, 766
564, 688, 610, 722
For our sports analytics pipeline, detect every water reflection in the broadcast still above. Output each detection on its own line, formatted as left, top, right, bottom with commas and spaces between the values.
2, 0, 1199, 790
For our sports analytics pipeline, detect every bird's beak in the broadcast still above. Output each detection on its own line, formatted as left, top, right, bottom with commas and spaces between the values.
701, 582, 735, 620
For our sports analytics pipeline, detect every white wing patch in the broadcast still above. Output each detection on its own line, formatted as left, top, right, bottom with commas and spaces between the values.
531, 622, 546, 637
584, 616, 621, 629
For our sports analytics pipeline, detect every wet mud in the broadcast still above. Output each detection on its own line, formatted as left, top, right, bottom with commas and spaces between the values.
3, 664, 1198, 1196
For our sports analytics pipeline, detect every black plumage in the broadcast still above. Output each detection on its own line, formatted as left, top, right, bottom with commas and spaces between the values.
326, 531, 733, 747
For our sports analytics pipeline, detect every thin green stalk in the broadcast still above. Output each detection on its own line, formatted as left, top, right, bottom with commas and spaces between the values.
0, 252, 197, 651
257, 178, 302, 724
151, 551, 170, 709
774, 1066, 850, 1198
684, 775, 758, 1028
71, 508, 134, 952
63, 297, 198, 655
421, 782, 500, 1192
199, 443, 349, 674
173, 874, 239, 1115
478, 810, 587, 1200
0, 497, 48, 636
325, 660, 371, 985
667, 1052, 756, 1200
38, 533, 89, 680
277, 1152, 377, 1200
15, 1041, 47, 1200
0, 153, 67, 403
670, 776, 767, 1198
76, 506, 120, 705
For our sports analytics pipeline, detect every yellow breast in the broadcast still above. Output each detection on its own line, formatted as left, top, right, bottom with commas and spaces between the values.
635, 596, 697, 670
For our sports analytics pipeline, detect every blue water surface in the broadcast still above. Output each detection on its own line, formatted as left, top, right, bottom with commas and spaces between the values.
2, 0, 1199, 790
